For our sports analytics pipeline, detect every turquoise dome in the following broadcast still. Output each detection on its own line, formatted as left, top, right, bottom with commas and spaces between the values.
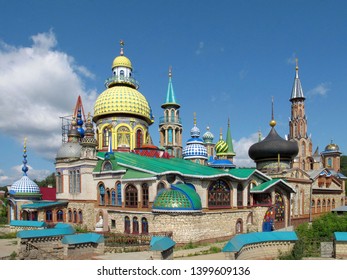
152, 184, 202, 212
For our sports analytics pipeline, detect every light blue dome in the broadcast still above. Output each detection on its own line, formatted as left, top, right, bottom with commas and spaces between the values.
10, 175, 40, 194
190, 125, 200, 137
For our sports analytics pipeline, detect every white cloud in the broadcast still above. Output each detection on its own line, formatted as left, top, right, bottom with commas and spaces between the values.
0, 31, 97, 161
195, 41, 204, 55
0, 165, 52, 186
307, 83, 330, 97
233, 132, 259, 167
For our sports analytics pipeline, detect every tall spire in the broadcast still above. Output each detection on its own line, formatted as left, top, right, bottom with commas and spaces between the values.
225, 118, 236, 156
290, 58, 305, 101
270, 96, 277, 127
22, 138, 29, 176
162, 66, 180, 108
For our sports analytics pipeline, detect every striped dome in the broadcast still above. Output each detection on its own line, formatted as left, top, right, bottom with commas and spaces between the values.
215, 139, 228, 154
11, 175, 40, 194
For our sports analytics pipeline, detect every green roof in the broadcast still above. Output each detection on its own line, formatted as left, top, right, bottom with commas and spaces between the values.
97, 152, 260, 181
222, 231, 298, 252
21, 200, 68, 210
93, 158, 126, 173
250, 179, 295, 193
122, 168, 156, 180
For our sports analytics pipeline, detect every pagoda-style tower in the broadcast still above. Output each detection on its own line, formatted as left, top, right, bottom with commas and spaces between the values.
159, 67, 182, 158
288, 59, 315, 171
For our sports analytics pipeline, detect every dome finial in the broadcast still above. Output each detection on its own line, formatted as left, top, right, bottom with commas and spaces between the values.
120, 40, 124, 56
270, 96, 276, 127
169, 66, 172, 78
258, 129, 262, 142
193, 112, 197, 126
22, 137, 29, 176
295, 57, 299, 78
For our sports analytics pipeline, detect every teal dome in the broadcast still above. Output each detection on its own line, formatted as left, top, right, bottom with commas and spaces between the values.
152, 183, 202, 212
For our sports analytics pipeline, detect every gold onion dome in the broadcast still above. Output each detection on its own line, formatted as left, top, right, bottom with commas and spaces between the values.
94, 87, 152, 123
93, 41, 153, 124
112, 55, 132, 69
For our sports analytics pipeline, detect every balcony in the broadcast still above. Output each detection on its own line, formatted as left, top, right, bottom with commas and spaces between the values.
104, 75, 139, 89
159, 116, 182, 125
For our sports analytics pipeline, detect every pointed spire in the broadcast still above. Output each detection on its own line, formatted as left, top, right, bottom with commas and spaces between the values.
193, 112, 197, 126
290, 58, 305, 101
270, 96, 277, 127
22, 138, 29, 176
161, 66, 180, 108
225, 118, 236, 156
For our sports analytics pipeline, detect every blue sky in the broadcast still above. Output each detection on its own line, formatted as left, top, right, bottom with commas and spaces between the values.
0, 0, 346, 185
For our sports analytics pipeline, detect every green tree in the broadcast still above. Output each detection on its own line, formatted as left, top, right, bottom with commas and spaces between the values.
34, 172, 56, 187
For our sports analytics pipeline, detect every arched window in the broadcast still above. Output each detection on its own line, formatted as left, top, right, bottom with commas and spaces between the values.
46, 210, 52, 222
125, 185, 138, 207
168, 128, 173, 143
103, 127, 110, 147
111, 190, 116, 206
120, 70, 124, 77
78, 210, 83, 223
274, 192, 285, 222
133, 217, 139, 234
208, 180, 231, 209
69, 170, 81, 194
99, 184, 105, 205
332, 199, 335, 208
117, 126, 130, 148
56, 172, 62, 193
301, 142, 306, 157
68, 209, 72, 222
136, 129, 143, 148
141, 217, 148, 234
73, 210, 77, 223
57, 210, 64, 222
237, 184, 243, 207
103, 161, 112, 171
142, 184, 149, 208
236, 219, 243, 234
116, 182, 122, 206
106, 189, 111, 205
124, 216, 130, 234
327, 158, 332, 168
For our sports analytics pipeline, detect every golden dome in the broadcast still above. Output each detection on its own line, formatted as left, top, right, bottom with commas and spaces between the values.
93, 86, 153, 124
112, 55, 132, 69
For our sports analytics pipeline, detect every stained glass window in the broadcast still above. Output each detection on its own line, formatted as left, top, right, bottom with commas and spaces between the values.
274, 192, 285, 222
124, 216, 130, 234
208, 180, 231, 208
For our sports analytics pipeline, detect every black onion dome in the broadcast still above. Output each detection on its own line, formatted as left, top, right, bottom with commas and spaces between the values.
248, 127, 298, 161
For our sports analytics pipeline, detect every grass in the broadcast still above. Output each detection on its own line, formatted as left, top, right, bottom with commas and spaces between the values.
0, 232, 17, 239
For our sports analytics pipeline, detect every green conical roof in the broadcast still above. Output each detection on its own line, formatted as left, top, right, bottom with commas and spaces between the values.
225, 119, 236, 156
